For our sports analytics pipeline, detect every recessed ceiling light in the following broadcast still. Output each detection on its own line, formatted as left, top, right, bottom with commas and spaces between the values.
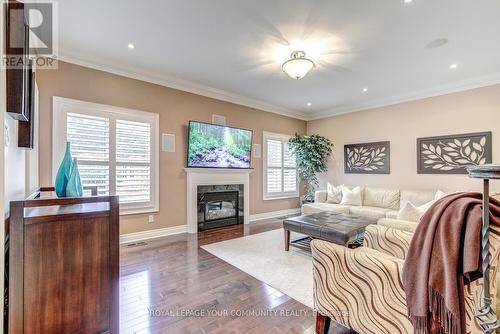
426, 38, 448, 49
307, 102, 312, 107
362, 88, 368, 92
404, 0, 413, 3
127, 43, 135, 49
449, 63, 458, 69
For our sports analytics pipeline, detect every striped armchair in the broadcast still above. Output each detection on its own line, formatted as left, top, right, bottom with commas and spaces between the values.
311, 224, 500, 334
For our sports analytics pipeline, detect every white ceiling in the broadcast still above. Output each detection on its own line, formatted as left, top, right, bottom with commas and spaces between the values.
57, 0, 500, 120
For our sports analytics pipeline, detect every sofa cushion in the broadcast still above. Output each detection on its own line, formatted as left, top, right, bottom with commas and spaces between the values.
363, 187, 400, 210
349, 206, 392, 220
326, 182, 342, 204
385, 210, 399, 219
302, 203, 351, 215
378, 218, 419, 233
340, 186, 363, 206
400, 190, 435, 208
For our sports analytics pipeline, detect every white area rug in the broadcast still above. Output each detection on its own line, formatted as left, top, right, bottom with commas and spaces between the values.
201, 229, 313, 308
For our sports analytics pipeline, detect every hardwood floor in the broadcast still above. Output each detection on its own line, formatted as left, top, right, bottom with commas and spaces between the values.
119, 218, 351, 334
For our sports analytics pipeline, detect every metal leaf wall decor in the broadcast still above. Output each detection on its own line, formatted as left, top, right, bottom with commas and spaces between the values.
417, 132, 492, 174
344, 141, 390, 174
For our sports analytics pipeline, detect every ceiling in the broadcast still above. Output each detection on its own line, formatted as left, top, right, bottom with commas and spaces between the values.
57, 0, 500, 120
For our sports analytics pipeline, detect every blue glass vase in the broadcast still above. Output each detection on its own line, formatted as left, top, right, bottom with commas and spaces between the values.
66, 158, 83, 197
55, 142, 72, 197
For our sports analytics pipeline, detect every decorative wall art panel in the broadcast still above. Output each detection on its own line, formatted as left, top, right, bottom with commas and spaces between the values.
417, 131, 492, 174
344, 141, 390, 174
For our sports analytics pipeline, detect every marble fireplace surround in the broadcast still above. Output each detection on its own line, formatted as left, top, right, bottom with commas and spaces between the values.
185, 168, 253, 233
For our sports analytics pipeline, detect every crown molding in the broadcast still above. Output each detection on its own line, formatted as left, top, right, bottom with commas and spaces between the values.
56, 53, 500, 123
57, 53, 309, 121
307, 72, 500, 121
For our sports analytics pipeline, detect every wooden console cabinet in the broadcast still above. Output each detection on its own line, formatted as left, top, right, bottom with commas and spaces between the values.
6, 188, 119, 333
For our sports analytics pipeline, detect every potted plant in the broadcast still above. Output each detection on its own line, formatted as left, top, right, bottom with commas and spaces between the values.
288, 134, 333, 203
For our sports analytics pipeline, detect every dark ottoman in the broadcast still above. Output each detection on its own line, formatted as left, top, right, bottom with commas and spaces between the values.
283, 211, 376, 250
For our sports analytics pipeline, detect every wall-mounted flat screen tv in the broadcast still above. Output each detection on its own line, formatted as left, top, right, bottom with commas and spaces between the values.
187, 121, 253, 169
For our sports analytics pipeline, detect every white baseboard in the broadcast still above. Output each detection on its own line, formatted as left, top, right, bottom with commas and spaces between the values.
249, 208, 301, 222
120, 225, 187, 244
120, 208, 301, 244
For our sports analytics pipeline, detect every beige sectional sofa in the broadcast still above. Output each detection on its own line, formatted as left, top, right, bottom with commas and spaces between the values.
302, 186, 436, 220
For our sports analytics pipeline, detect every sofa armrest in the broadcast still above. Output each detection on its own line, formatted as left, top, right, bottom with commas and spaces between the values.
363, 224, 413, 260
377, 218, 418, 233
311, 239, 410, 332
314, 190, 327, 203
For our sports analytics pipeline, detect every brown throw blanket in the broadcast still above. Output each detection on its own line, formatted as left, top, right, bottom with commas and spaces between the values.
403, 192, 500, 334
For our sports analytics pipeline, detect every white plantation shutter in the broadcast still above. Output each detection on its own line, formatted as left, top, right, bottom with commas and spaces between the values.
116, 120, 151, 203
263, 132, 298, 199
283, 143, 297, 193
67, 112, 110, 195
53, 97, 159, 214
266, 139, 282, 193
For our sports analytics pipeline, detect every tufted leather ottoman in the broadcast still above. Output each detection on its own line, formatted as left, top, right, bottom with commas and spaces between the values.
283, 211, 376, 250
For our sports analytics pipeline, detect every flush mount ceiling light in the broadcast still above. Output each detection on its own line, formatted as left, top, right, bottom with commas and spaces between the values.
282, 51, 315, 80
127, 43, 135, 49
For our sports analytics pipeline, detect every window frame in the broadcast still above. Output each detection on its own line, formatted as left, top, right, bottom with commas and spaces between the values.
262, 131, 299, 200
52, 96, 159, 215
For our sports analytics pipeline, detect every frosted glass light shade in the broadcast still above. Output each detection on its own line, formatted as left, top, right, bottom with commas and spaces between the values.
282, 51, 315, 80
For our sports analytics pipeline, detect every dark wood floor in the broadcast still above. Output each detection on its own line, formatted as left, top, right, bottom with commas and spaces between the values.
119, 218, 351, 334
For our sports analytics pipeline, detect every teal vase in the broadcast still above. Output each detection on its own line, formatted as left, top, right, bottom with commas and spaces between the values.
66, 158, 83, 197
55, 142, 72, 197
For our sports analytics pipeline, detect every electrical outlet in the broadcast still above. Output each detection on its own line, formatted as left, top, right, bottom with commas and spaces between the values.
148, 215, 154, 223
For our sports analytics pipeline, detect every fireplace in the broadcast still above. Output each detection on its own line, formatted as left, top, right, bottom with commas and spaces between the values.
197, 184, 244, 231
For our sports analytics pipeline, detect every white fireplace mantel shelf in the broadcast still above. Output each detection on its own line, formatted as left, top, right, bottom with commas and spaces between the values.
185, 167, 252, 233
184, 168, 254, 174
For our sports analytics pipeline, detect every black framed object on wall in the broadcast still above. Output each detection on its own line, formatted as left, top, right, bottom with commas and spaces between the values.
344, 141, 390, 174
18, 66, 36, 149
6, 1, 31, 121
417, 131, 492, 174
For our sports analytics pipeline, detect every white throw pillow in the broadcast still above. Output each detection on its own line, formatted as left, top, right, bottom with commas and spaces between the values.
435, 189, 447, 201
397, 202, 427, 222
326, 183, 343, 204
397, 197, 438, 222
340, 186, 363, 206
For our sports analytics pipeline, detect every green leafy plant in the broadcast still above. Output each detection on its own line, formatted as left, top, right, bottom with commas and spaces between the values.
288, 134, 333, 201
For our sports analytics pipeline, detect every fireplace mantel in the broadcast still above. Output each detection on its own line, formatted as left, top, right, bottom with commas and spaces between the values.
185, 168, 252, 233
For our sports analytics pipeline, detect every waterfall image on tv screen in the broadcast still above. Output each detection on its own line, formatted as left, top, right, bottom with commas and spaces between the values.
187, 121, 252, 168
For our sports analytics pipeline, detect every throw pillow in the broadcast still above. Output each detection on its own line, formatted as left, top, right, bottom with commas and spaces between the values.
435, 189, 447, 201
397, 202, 426, 222
340, 186, 362, 206
397, 197, 439, 222
326, 182, 342, 204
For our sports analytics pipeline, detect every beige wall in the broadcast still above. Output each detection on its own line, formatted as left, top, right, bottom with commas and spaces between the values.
307, 84, 500, 194
36, 61, 306, 234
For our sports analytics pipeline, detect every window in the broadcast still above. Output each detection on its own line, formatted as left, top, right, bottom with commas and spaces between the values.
53, 97, 159, 214
263, 132, 298, 200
